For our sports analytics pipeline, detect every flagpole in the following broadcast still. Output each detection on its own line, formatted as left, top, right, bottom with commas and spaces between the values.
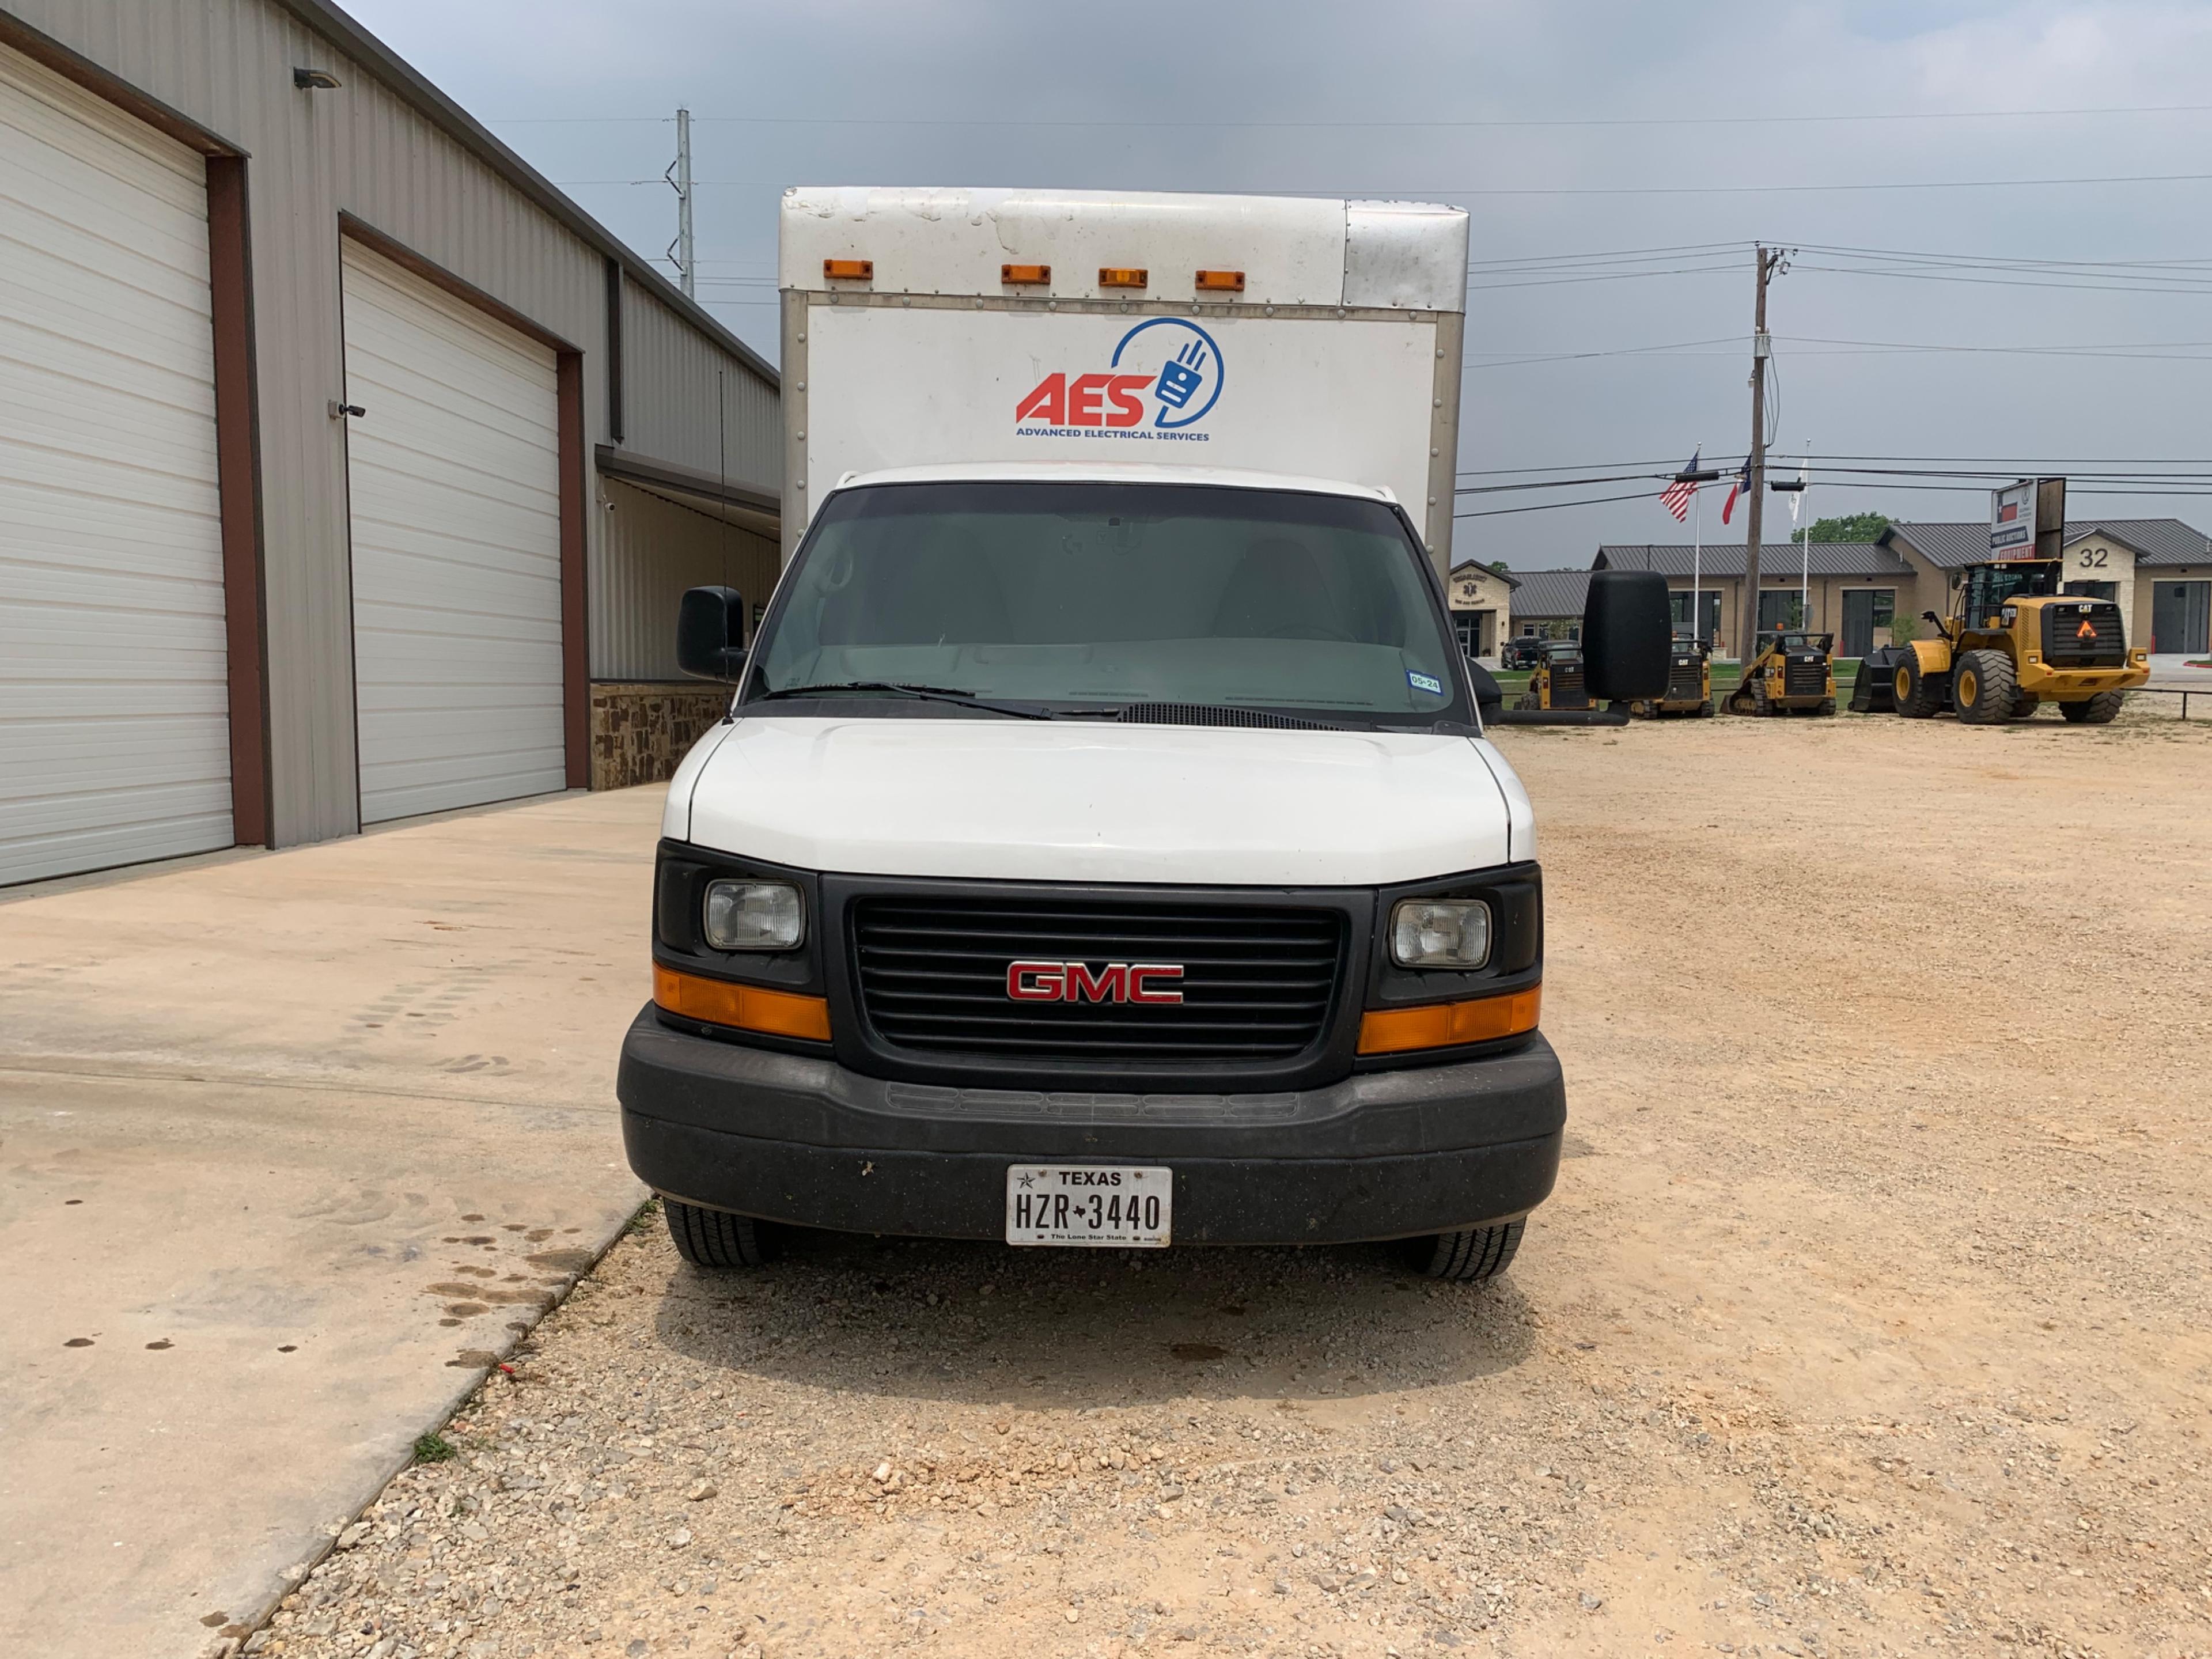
1692, 488, 1703, 650
1798, 450, 1811, 626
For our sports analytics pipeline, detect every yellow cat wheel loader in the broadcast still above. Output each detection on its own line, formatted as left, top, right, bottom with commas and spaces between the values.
1628, 637, 1714, 718
1880, 559, 2149, 725
1513, 640, 1592, 712
1724, 630, 1836, 717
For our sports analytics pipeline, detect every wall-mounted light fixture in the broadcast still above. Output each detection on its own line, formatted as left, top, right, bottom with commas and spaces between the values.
293, 67, 343, 90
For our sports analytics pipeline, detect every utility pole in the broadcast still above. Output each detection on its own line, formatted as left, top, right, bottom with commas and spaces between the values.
671, 105, 696, 299
1738, 245, 1786, 658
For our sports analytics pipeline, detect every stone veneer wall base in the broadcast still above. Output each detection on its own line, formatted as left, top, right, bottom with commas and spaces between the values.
590, 682, 732, 791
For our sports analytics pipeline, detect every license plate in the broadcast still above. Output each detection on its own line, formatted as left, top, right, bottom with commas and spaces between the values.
1005, 1165, 1172, 1248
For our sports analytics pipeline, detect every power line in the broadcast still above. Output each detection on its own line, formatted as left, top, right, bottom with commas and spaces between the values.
486, 103, 2212, 130
554, 170, 2212, 196
1465, 334, 2212, 369
1453, 488, 1665, 520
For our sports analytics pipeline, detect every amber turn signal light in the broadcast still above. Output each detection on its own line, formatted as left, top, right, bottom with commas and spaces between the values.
654, 964, 831, 1042
1001, 263, 1052, 285
1194, 268, 1245, 292
1356, 986, 1540, 1056
1098, 267, 1149, 289
822, 259, 873, 281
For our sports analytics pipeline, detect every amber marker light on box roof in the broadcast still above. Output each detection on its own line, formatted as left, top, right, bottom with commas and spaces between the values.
1194, 268, 1246, 292
822, 259, 873, 281
654, 964, 831, 1042
1356, 986, 1540, 1056
1098, 267, 1148, 289
1001, 263, 1051, 285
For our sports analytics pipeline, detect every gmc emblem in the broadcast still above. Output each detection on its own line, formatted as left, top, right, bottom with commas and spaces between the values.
1006, 960, 1185, 1005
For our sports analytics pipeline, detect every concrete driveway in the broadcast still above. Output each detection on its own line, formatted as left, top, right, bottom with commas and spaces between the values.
0, 788, 664, 1657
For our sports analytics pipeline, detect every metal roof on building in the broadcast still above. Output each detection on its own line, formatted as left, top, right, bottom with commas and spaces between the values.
1506, 567, 1591, 619
1885, 517, 2211, 569
1593, 541, 1910, 578
1447, 559, 1521, 589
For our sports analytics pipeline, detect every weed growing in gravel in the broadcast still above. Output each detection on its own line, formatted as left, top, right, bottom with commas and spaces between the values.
411, 1432, 456, 1465
625, 1198, 661, 1236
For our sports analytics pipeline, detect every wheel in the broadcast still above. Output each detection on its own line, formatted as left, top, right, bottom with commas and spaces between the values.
1954, 649, 2017, 725
2010, 692, 2040, 721
1513, 692, 1538, 711
1815, 697, 1836, 717
1406, 1219, 1525, 1283
1893, 653, 1942, 718
1751, 680, 1771, 716
665, 1199, 779, 1268
2061, 690, 2125, 725
1696, 698, 1714, 718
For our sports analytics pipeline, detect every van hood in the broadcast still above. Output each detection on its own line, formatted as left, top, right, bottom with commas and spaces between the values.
670, 717, 1531, 885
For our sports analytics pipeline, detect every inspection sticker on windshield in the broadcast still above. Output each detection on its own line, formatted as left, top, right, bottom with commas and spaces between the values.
1006, 1165, 1172, 1248
1407, 669, 1444, 695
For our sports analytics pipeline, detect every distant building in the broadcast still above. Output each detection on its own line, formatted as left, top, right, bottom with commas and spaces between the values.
1883, 518, 2211, 656
1501, 569, 1592, 639
1444, 561, 1518, 660
1593, 541, 1914, 657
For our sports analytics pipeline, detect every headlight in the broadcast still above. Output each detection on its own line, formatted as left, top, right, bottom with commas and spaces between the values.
1390, 898, 1491, 969
702, 880, 804, 951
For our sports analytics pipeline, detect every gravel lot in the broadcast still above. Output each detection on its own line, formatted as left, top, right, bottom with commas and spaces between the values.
245, 703, 2210, 1659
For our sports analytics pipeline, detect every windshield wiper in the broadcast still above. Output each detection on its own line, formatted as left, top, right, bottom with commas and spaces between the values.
749, 681, 1056, 721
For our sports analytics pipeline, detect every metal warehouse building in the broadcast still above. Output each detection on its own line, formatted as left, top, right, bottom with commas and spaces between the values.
0, 1, 780, 888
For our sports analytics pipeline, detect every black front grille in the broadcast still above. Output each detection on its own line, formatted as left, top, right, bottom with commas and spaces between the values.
1666, 660, 1703, 700
851, 897, 1344, 1063
1784, 657, 1827, 696
2043, 602, 2126, 666
1548, 664, 1589, 708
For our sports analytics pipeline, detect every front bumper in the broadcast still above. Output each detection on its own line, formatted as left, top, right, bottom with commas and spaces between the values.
2018, 660, 2151, 695
616, 1007, 1565, 1246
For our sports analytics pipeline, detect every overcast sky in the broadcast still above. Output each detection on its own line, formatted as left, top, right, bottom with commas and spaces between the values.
350, 0, 2212, 569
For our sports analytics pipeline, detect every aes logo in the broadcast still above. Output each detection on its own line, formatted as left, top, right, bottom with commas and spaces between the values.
1013, 319, 1224, 434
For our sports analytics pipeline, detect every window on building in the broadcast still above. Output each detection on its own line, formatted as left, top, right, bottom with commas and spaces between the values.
1758, 589, 1806, 632
1841, 588, 1898, 657
1669, 590, 1721, 642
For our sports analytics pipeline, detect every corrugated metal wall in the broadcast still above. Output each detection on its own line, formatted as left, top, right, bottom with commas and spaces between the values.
594, 479, 781, 681
622, 285, 781, 498
3, 0, 777, 846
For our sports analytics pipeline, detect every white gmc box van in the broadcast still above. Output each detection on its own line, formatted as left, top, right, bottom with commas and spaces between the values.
618, 188, 1665, 1279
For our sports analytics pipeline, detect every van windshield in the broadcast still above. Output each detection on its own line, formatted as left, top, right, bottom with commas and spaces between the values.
746, 481, 1467, 726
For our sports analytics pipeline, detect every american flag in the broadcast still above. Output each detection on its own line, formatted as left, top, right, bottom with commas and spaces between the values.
1660, 449, 1702, 522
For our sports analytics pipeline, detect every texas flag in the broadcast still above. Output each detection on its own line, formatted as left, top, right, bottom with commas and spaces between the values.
1721, 459, 1752, 525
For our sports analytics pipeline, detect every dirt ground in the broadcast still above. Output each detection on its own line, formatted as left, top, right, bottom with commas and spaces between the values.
248, 702, 2211, 1659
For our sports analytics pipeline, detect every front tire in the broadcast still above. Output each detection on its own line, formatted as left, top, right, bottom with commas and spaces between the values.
1406, 1219, 1525, 1283
1955, 649, 2017, 725
2061, 690, 2126, 725
1894, 653, 1943, 718
665, 1199, 779, 1268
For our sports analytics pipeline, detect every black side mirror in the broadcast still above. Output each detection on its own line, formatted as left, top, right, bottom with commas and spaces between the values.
1582, 570, 1671, 702
677, 586, 748, 681
1465, 660, 1502, 721
1921, 609, 1941, 626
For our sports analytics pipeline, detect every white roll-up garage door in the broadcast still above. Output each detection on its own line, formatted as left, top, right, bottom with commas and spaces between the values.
340, 240, 565, 825
0, 44, 230, 887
